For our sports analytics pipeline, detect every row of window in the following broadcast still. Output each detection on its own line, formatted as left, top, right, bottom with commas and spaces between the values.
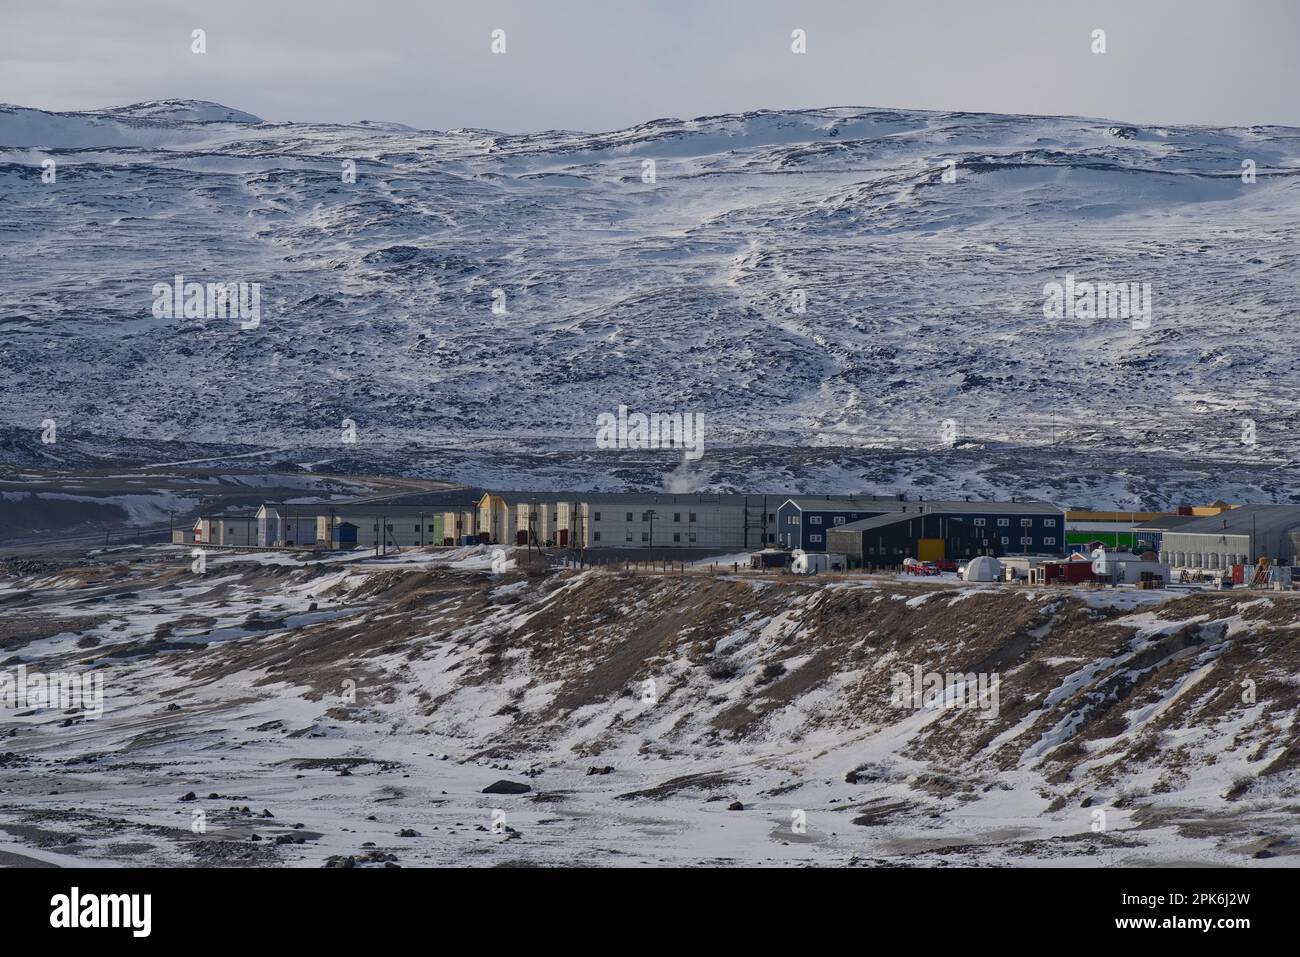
592, 511, 703, 523
794, 514, 1059, 528
592, 531, 700, 542
370, 524, 463, 533
847, 536, 1062, 553
980, 536, 1057, 546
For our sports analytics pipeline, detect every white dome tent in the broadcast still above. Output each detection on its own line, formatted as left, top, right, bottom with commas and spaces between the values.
962, 555, 1003, 582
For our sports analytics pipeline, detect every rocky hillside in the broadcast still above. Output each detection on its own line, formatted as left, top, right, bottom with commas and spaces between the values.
0, 547, 1296, 866
2, 101, 1299, 501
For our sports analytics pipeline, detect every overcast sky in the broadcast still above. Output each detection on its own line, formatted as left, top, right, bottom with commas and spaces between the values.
3, 0, 1297, 132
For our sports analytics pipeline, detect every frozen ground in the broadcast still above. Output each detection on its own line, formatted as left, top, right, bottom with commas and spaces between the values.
1, 545, 1297, 867
2, 100, 1299, 505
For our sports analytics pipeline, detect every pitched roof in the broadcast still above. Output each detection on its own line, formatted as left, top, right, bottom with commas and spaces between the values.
828, 512, 961, 534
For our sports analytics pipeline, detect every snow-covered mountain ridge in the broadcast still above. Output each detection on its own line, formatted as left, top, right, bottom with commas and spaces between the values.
2, 100, 1298, 501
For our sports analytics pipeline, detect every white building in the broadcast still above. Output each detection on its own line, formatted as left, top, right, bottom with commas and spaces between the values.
573, 493, 779, 551
255, 506, 321, 548
1091, 548, 1168, 585
254, 493, 481, 550
473, 491, 780, 551
191, 513, 259, 547
1159, 505, 1300, 571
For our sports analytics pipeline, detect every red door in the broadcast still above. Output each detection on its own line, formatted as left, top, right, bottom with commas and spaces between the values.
558, 530, 568, 546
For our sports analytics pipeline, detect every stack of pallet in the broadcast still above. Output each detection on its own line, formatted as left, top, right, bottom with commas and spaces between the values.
1250, 557, 1273, 588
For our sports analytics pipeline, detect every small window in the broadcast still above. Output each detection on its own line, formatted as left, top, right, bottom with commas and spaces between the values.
386, 524, 393, 531
641, 532, 649, 542
1021, 518, 1032, 527
974, 518, 986, 526
809, 534, 822, 543
428, 524, 435, 531
689, 512, 697, 522
674, 512, 681, 523
809, 515, 822, 525
626, 512, 633, 521
997, 518, 1009, 527
593, 511, 601, 522
833, 516, 845, 525
642, 511, 653, 522
1044, 537, 1056, 545
673, 532, 681, 542
414, 525, 420, 532
1044, 518, 1057, 527
373, 523, 379, 531
689, 532, 697, 543
1001, 536, 1009, 545
767, 513, 775, 522
594, 531, 601, 542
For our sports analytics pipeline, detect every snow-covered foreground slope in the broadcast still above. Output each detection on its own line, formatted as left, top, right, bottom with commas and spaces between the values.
1, 547, 1296, 866
2, 101, 1299, 502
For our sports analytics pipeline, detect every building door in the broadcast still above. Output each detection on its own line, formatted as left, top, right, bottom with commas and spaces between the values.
918, 538, 945, 562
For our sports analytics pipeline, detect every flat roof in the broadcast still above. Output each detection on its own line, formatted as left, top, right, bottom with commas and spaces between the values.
580, 492, 779, 506
788, 497, 1061, 514
352, 490, 484, 508
1160, 504, 1300, 538
1133, 514, 1202, 532
781, 495, 907, 510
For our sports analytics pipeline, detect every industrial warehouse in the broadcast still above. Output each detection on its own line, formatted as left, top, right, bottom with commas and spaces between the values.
174, 489, 1300, 592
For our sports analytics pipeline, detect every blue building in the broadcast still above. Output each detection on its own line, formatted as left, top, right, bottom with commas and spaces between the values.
776, 495, 906, 552
777, 495, 1066, 554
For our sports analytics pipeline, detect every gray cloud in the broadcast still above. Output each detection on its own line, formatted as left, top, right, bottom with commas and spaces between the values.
2, 0, 1296, 131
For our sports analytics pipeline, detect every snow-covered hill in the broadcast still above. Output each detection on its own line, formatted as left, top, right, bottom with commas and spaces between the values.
2, 100, 1298, 501
2, 548, 1296, 866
